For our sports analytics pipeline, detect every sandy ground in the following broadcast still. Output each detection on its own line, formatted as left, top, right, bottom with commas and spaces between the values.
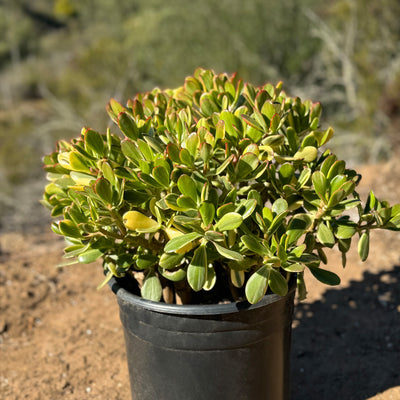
1, 161, 399, 400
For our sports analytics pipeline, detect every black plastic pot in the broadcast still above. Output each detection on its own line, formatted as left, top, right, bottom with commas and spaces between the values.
109, 277, 296, 400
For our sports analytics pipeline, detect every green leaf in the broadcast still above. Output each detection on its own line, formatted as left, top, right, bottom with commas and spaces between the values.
287, 214, 313, 245
203, 264, 216, 291
283, 263, 305, 272
59, 220, 82, 238
164, 232, 203, 253
100, 161, 116, 186
327, 160, 346, 181
312, 171, 327, 202
136, 254, 158, 269
141, 270, 162, 302
158, 266, 186, 282
213, 242, 244, 261
121, 139, 141, 166
159, 252, 185, 270
237, 153, 259, 179
107, 98, 125, 123
294, 146, 318, 162
187, 245, 207, 291
327, 189, 346, 208
237, 199, 258, 220
268, 268, 288, 296
199, 201, 215, 226
177, 174, 198, 202
309, 267, 340, 286
118, 111, 139, 140
83, 128, 105, 157
231, 269, 245, 288
204, 230, 224, 241
270, 113, 280, 133
329, 175, 347, 193
95, 177, 113, 204
268, 212, 288, 235
137, 139, 154, 161
138, 172, 163, 188
335, 222, 356, 239
241, 234, 269, 256
215, 212, 243, 231
272, 198, 288, 215
220, 110, 242, 141
358, 231, 369, 262
317, 222, 335, 247
216, 154, 235, 175
186, 133, 200, 157
177, 195, 197, 210
297, 168, 311, 189
78, 249, 103, 264
69, 151, 91, 173
152, 165, 170, 188
180, 148, 194, 167
245, 265, 271, 304
167, 143, 181, 163
278, 163, 295, 185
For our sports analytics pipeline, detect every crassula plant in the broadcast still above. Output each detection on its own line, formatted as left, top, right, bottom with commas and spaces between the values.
42, 68, 400, 305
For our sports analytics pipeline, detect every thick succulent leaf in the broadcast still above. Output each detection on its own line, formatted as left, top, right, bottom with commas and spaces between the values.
177, 196, 197, 210
214, 212, 243, 231
158, 266, 186, 282
203, 264, 217, 291
164, 232, 202, 253
213, 242, 243, 261
294, 146, 318, 162
297, 167, 312, 189
237, 153, 259, 179
316, 222, 335, 248
83, 128, 105, 157
327, 160, 346, 181
77, 249, 103, 264
95, 178, 113, 205
309, 267, 340, 286
283, 263, 305, 272
241, 234, 269, 256
58, 220, 82, 238
159, 252, 184, 270
272, 198, 288, 215
358, 231, 370, 262
141, 270, 162, 302
231, 269, 245, 288
220, 110, 242, 141
136, 254, 158, 270
312, 171, 327, 202
152, 165, 170, 188
268, 268, 288, 296
199, 201, 215, 226
245, 265, 271, 304
334, 222, 357, 239
177, 174, 198, 202
118, 112, 139, 140
187, 245, 207, 291
287, 214, 313, 245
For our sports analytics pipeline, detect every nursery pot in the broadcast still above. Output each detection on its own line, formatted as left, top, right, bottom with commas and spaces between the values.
109, 277, 296, 400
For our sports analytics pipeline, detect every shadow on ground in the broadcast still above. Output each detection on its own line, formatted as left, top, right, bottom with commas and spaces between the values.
291, 266, 400, 400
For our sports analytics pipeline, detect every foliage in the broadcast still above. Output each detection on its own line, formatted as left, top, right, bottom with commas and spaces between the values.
42, 69, 400, 305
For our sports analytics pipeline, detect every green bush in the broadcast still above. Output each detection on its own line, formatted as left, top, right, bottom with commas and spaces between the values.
42, 68, 400, 304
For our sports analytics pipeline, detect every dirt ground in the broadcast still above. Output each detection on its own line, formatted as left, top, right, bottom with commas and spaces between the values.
1, 161, 400, 400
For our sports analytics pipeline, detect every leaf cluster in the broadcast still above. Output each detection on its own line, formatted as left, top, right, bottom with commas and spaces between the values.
42, 68, 400, 304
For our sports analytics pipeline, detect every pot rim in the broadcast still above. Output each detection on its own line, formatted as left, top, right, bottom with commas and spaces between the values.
109, 275, 297, 316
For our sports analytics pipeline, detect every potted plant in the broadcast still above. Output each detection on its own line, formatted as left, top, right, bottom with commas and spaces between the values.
42, 68, 400, 400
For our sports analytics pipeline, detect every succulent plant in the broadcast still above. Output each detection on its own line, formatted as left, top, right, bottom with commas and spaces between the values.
42, 68, 400, 304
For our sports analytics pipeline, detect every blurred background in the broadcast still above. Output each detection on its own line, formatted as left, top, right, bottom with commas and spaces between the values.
1, 0, 400, 232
